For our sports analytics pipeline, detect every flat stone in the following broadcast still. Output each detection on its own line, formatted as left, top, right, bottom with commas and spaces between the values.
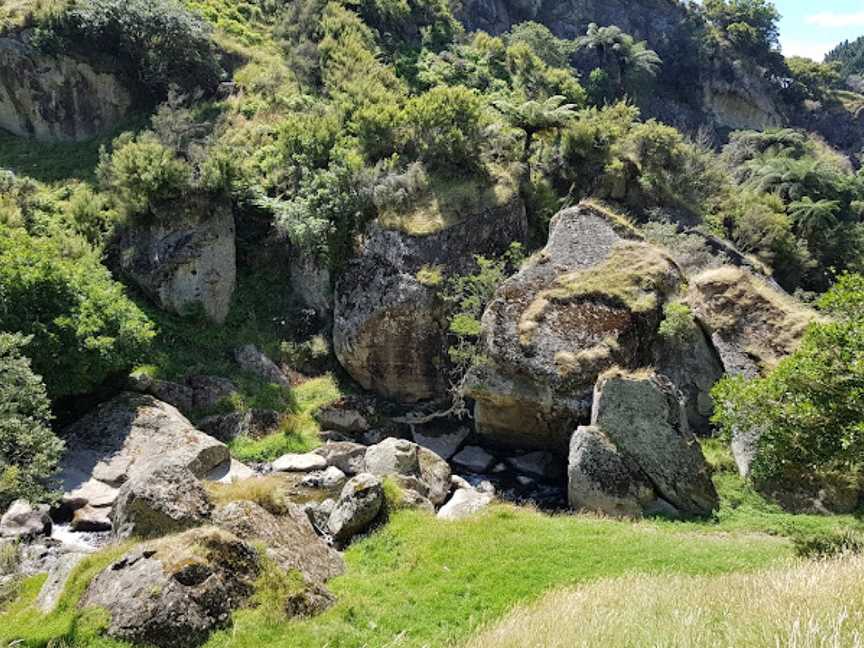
451, 446, 497, 474
412, 426, 470, 460
205, 459, 256, 484
301, 466, 347, 490
36, 552, 86, 613
71, 505, 112, 532
272, 453, 328, 473
506, 451, 563, 482
437, 489, 493, 520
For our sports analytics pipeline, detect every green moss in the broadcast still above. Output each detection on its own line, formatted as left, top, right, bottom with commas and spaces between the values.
415, 264, 444, 287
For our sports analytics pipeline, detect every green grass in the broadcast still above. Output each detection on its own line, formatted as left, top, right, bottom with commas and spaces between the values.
0, 117, 147, 184
227, 375, 341, 463
0, 543, 132, 648
201, 507, 790, 648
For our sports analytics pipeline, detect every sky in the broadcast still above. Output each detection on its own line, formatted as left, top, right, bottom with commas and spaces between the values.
775, 1, 864, 61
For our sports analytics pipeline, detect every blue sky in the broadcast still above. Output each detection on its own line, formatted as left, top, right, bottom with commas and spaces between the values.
775, 1, 864, 61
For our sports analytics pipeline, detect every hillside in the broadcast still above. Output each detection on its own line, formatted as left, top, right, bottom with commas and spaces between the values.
1, 0, 864, 646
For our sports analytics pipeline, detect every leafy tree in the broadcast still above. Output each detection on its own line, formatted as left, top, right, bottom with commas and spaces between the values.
703, 0, 780, 57
712, 273, 864, 483
401, 85, 485, 176
827, 35, 864, 79
0, 225, 154, 398
787, 197, 840, 240
505, 21, 576, 69
784, 57, 842, 103
52, 0, 222, 97
0, 333, 63, 510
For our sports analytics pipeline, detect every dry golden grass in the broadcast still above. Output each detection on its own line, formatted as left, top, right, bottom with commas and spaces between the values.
377, 167, 519, 236
691, 266, 815, 370
206, 475, 294, 515
466, 555, 864, 648
0, 0, 67, 31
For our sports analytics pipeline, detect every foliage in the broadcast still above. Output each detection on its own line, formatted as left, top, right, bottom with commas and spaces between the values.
401, 85, 485, 176
827, 35, 864, 80
0, 334, 63, 510
574, 23, 661, 98
711, 273, 864, 482
0, 225, 154, 398
657, 302, 697, 344
49, 0, 222, 97
505, 22, 576, 70
784, 56, 842, 103
702, 0, 780, 60
443, 243, 524, 382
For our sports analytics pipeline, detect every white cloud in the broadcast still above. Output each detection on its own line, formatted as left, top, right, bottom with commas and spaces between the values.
780, 38, 833, 62
806, 12, 864, 28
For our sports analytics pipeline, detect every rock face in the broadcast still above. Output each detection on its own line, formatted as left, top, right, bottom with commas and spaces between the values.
0, 35, 132, 142
465, 203, 682, 450
702, 60, 784, 132
113, 197, 236, 324
127, 373, 239, 416
198, 409, 281, 443
290, 251, 333, 319
234, 344, 291, 387
81, 528, 261, 648
0, 500, 51, 539
688, 266, 815, 475
568, 370, 718, 518
112, 463, 213, 539
327, 473, 385, 544
57, 393, 231, 526
334, 196, 527, 402
211, 501, 344, 583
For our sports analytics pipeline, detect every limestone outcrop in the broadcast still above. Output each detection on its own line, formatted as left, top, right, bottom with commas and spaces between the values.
333, 196, 527, 402
0, 35, 132, 142
465, 203, 682, 450
112, 196, 236, 324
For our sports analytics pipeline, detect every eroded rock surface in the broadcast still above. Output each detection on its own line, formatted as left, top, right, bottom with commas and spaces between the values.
334, 197, 527, 402
465, 203, 682, 450
0, 35, 131, 142
113, 197, 236, 324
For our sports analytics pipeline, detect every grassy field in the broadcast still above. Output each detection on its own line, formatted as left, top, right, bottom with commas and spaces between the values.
0, 506, 793, 648
466, 553, 864, 648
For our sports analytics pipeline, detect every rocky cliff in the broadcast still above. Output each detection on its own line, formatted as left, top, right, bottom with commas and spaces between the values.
0, 33, 132, 142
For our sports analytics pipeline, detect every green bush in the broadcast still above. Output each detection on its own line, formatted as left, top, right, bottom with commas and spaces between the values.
658, 302, 697, 343
0, 333, 64, 510
0, 225, 154, 398
402, 85, 485, 176
96, 132, 191, 219
711, 273, 864, 482
52, 0, 222, 96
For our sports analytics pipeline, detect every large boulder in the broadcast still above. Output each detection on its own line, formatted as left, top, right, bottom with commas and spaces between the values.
437, 488, 494, 520
0, 500, 51, 540
568, 370, 718, 518
465, 203, 682, 450
0, 35, 131, 142
112, 196, 236, 324
212, 501, 344, 583
57, 393, 231, 522
127, 373, 239, 416
327, 473, 385, 544
334, 194, 527, 402
689, 266, 814, 379
81, 528, 261, 648
313, 441, 367, 475
198, 409, 280, 443
111, 462, 213, 539
689, 266, 815, 475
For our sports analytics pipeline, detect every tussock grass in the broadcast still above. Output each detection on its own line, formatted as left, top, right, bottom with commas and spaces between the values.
377, 168, 519, 236
691, 265, 815, 370
206, 475, 294, 515
465, 555, 864, 648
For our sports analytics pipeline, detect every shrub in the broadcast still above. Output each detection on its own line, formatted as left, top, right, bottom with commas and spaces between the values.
96, 132, 191, 219
54, 0, 222, 96
793, 530, 864, 559
711, 273, 864, 482
0, 226, 154, 398
658, 302, 697, 343
0, 333, 64, 510
401, 85, 485, 176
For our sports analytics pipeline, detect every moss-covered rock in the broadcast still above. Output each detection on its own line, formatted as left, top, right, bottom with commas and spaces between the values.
465, 202, 682, 450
